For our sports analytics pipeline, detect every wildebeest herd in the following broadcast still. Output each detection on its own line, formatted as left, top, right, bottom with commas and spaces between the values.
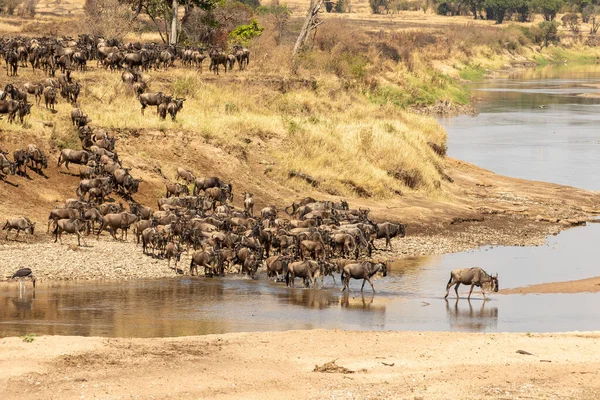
1, 35, 500, 297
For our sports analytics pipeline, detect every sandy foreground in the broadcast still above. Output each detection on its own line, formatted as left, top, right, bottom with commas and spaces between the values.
1, 330, 599, 400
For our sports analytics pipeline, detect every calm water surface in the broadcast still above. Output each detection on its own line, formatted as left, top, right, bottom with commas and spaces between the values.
440, 64, 600, 190
2, 65, 600, 337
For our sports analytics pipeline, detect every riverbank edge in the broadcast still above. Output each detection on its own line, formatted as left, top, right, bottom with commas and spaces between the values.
2, 330, 600, 399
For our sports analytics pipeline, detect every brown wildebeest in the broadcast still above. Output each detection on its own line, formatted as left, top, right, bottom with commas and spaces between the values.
13, 149, 30, 175
190, 249, 217, 276
83, 208, 104, 235
58, 149, 90, 170
205, 186, 232, 206
165, 242, 183, 270
261, 206, 278, 220
209, 48, 227, 75
330, 233, 357, 259
2, 217, 35, 240
286, 260, 322, 288
97, 212, 138, 240
47, 208, 80, 233
300, 239, 326, 261
43, 86, 57, 110
284, 197, 317, 215
166, 182, 189, 198
23, 82, 43, 104
26, 144, 48, 171
53, 218, 88, 246
176, 167, 195, 184
265, 255, 292, 282
129, 202, 154, 220
76, 177, 112, 200
167, 98, 185, 121
242, 253, 259, 279
375, 222, 406, 250
139, 92, 171, 115
193, 176, 230, 195
445, 267, 499, 300
243, 192, 254, 217
134, 220, 153, 245
71, 108, 90, 126
0, 152, 16, 178
234, 46, 250, 70
341, 261, 387, 293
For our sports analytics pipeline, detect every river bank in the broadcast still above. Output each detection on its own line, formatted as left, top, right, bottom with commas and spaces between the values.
1, 330, 599, 399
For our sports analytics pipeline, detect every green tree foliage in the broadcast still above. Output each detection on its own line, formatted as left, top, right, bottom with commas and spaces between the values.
483, 0, 520, 24
534, 20, 560, 47
532, 0, 563, 21
229, 19, 264, 46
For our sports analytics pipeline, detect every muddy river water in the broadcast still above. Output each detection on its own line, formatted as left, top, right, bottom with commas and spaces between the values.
2, 65, 600, 337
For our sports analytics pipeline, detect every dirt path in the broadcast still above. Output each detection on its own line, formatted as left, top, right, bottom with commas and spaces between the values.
500, 277, 600, 295
2, 330, 600, 399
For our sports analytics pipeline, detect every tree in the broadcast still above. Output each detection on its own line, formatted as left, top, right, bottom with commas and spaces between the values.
483, 0, 519, 24
84, 0, 138, 40
130, 0, 218, 44
532, 0, 563, 21
370, 0, 389, 14
561, 13, 580, 34
256, 4, 291, 45
537, 20, 560, 47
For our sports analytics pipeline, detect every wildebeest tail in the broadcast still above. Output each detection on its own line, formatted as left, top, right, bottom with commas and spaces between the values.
447, 274, 453, 287
57, 151, 62, 167
285, 269, 290, 287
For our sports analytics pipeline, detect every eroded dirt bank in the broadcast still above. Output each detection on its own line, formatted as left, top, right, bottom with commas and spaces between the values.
1, 330, 600, 400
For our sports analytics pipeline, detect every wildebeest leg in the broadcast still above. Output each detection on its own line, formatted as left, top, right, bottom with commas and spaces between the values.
467, 284, 474, 300
455, 282, 460, 299
481, 287, 488, 301
366, 276, 376, 293
445, 277, 455, 299
14, 229, 20, 240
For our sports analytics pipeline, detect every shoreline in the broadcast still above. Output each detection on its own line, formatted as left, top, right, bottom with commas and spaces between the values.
2, 330, 599, 399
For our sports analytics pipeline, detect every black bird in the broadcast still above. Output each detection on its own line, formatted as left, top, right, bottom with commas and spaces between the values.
11, 268, 36, 289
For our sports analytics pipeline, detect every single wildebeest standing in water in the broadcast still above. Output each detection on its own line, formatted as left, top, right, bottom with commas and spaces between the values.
445, 267, 498, 300
341, 261, 387, 293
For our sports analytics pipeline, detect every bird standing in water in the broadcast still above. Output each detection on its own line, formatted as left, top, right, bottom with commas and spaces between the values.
11, 268, 36, 296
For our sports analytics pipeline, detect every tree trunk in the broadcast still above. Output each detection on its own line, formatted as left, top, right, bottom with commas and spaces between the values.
292, 0, 324, 61
170, 0, 179, 45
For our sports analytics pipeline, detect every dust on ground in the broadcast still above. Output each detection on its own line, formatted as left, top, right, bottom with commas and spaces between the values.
1, 330, 599, 400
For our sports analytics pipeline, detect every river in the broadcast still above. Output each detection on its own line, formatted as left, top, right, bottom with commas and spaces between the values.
2, 64, 600, 337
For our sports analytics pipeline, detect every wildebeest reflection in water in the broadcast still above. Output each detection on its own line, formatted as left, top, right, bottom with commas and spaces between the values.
445, 299, 498, 332
283, 288, 338, 310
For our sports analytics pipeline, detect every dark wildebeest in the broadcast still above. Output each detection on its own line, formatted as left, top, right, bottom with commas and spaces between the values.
285, 260, 322, 288
53, 218, 88, 246
12, 149, 30, 175
0, 99, 21, 123
75, 177, 112, 200
285, 197, 317, 215
47, 208, 81, 233
374, 222, 406, 250
176, 167, 195, 184
83, 208, 104, 235
330, 233, 357, 259
71, 108, 90, 126
209, 48, 227, 75
2, 217, 35, 240
165, 242, 183, 270
23, 82, 43, 104
26, 144, 48, 171
0, 152, 16, 178
97, 212, 138, 240
4, 83, 27, 102
444, 267, 499, 300
6, 50, 18, 76
341, 261, 387, 293
158, 102, 167, 120
58, 149, 91, 170
139, 92, 171, 115
193, 176, 230, 195
226, 54, 236, 71
129, 202, 154, 220
167, 98, 185, 121
190, 249, 217, 276
165, 182, 189, 198
43, 86, 57, 110
234, 46, 250, 70
205, 186, 232, 206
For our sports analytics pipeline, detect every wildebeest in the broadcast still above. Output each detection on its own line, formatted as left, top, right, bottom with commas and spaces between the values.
53, 218, 88, 246
97, 212, 139, 240
6, 50, 18, 76
165, 242, 183, 270
265, 255, 291, 282
190, 249, 217, 276
0, 152, 16, 178
243, 192, 254, 217
2, 217, 35, 240
47, 208, 81, 233
58, 149, 91, 170
12, 149, 29, 175
444, 267, 499, 300
193, 176, 230, 195
285, 197, 317, 215
71, 108, 90, 126
43, 86, 57, 110
165, 182, 189, 198
286, 260, 322, 288
374, 222, 406, 250
167, 98, 185, 121
341, 261, 387, 293
139, 92, 171, 115
234, 46, 250, 70
176, 167, 195, 184
209, 48, 227, 75
0, 99, 23, 123
23, 82, 43, 104
26, 144, 48, 171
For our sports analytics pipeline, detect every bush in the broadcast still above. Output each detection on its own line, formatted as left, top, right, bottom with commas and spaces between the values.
561, 13, 580, 34
370, 0, 389, 14
83, 0, 138, 41
229, 19, 264, 46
